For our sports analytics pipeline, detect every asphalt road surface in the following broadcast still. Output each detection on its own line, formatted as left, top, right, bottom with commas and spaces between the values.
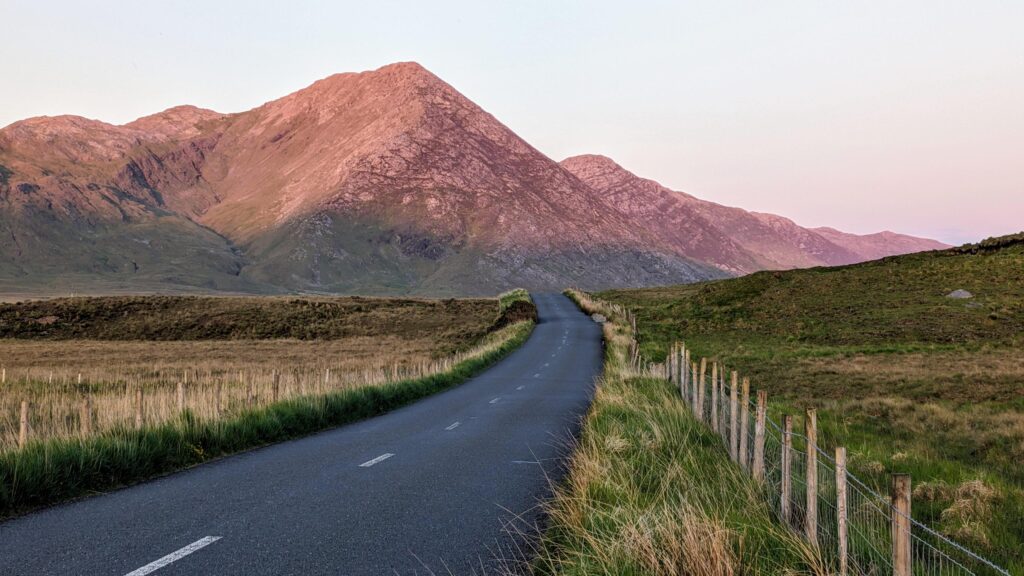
0, 292, 602, 575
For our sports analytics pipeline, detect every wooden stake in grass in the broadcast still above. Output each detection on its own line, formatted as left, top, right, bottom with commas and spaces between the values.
19, 400, 29, 448
805, 408, 819, 546
730, 371, 739, 461
691, 361, 699, 414
80, 395, 92, 436
836, 446, 848, 576
678, 344, 686, 397
135, 387, 144, 428
272, 371, 281, 403
891, 473, 912, 576
752, 389, 767, 482
782, 414, 793, 525
683, 348, 690, 397
215, 381, 223, 416
1, 367, 5, 384
697, 357, 707, 421
176, 381, 185, 412
739, 378, 751, 469
668, 343, 674, 383
710, 362, 719, 433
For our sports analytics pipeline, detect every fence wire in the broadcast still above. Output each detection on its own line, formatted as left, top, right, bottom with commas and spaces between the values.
660, 343, 1010, 576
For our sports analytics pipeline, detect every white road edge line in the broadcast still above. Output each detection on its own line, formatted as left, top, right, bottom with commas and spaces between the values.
359, 453, 394, 467
445, 422, 461, 430
123, 536, 221, 576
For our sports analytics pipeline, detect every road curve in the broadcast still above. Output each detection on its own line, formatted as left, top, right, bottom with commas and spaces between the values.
0, 293, 602, 575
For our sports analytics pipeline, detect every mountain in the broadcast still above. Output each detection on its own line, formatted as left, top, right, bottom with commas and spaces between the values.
810, 227, 950, 261
0, 62, 945, 296
560, 154, 949, 273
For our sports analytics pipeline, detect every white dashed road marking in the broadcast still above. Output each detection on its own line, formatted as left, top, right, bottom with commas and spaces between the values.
489, 397, 501, 404
516, 385, 525, 390
123, 536, 221, 576
359, 453, 394, 467
445, 422, 461, 431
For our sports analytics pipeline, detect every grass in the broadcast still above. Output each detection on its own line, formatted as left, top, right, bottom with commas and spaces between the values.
0, 295, 498, 345
531, 290, 823, 575
0, 295, 515, 450
497, 288, 539, 327
0, 292, 536, 517
597, 234, 1024, 570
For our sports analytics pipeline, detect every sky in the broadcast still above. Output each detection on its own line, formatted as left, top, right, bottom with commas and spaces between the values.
2, 1, 1021, 245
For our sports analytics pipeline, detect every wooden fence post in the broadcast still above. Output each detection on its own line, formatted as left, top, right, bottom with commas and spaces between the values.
837, 446, 849, 576
18, 400, 29, 448
691, 362, 699, 414
710, 362, 719, 433
668, 343, 675, 383
697, 358, 707, 421
719, 368, 726, 438
781, 415, 793, 525
176, 381, 185, 412
81, 395, 92, 436
729, 371, 739, 461
892, 473, 912, 576
679, 345, 686, 395
684, 349, 690, 397
739, 378, 751, 470
2, 367, 6, 384
134, 387, 144, 427
753, 389, 767, 482
272, 371, 281, 403
806, 409, 819, 545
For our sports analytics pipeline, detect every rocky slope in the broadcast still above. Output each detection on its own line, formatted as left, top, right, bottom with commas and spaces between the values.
811, 227, 949, 261
561, 154, 948, 272
0, 63, 945, 296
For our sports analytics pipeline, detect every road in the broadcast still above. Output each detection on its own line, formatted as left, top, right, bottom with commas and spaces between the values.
0, 293, 602, 575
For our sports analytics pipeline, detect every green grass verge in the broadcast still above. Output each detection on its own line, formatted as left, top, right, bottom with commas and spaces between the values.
597, 235, 1024, 570
0, 321, 533, 519
495, 288, 538, 327
532, 291, 821, 575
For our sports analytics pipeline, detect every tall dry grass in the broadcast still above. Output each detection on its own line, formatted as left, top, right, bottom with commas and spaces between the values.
529, 291, 824, 575
0, 328, 524, 452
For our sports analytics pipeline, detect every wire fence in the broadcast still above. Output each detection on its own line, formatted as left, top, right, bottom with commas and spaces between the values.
657, 339, 1010, 576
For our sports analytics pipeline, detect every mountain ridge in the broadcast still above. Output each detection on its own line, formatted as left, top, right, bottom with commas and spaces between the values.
560, 153, 948, 272
0, 62, 946, 296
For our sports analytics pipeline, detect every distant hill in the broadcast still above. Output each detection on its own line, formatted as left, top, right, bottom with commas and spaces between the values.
0, 63, 946, 296
601, 232, 1023, 348
560, 154, 949, 273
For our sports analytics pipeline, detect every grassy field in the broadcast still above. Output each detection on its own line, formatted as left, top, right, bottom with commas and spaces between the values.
0, 294, 497, 343
532, 290, 823, 575
0, 295, 507, 450
0, 291, 535, 516
598, 234, 1024, 570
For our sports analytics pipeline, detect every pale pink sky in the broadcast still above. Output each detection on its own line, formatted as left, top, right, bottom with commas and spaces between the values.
2, 1, 1021, 244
